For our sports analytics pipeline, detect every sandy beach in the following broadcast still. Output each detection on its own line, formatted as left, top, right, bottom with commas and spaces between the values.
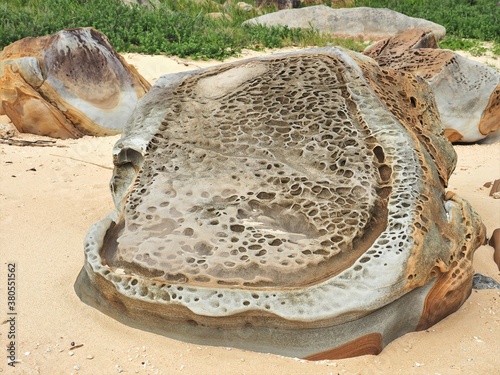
0, 49, 499, 374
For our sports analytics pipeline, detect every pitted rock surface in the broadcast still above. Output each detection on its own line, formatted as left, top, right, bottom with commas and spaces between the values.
0, 27, 150, 139
76, 47, 485, 360
114, 55, 388, 288
243, 6, 446, 40
364, 28, 500, 143
364, 28, 439, 57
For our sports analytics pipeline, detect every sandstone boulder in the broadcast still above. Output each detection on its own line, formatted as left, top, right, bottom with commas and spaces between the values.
243, 6, 446, 40
75, 47, 484, 360
0, 28, 151, 139
364, 28, 500, 143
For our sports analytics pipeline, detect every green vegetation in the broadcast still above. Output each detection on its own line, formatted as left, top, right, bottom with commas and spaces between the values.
0, 0, 366, 59
1, 0, 498, 60
354, 0, 499, 57
438, 36, 491, 57
354, 0, 499, 43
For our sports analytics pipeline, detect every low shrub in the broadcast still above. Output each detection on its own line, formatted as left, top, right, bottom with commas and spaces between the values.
353, 0, 500, 43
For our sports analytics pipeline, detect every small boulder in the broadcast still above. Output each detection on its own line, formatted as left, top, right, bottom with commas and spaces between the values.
0, 122, 17, 138
237, 1, 256, 11
0, 28, 151, 139
364, 28, 500, 143
472, 273, 500, 290
255, 0, 301, 9
207, 12, 232, 21
243, 6, 446, 40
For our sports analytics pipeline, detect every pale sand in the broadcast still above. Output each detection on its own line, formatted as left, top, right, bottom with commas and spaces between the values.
0, 49, 499, 374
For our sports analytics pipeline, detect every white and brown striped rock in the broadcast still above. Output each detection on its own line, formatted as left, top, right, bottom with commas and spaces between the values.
364, 28, 500, 143
75, 47, 485, 360
0, 28, 150, 139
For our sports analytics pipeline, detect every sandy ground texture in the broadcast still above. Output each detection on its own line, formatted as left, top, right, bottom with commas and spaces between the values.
0, 49, 499, 374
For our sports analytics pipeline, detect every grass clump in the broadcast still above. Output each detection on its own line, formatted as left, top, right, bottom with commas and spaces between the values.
438, 36, 490, 57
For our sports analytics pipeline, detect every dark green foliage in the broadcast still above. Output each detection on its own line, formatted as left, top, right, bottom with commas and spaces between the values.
353, 0, 500, 42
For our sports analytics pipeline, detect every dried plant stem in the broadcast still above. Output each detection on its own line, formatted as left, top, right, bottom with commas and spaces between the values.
49, 154, 113, 170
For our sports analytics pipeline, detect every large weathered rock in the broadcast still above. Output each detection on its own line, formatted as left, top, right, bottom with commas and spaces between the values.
364, 28, 500, 143
243, 6, 446, 40
0, 28, 151, 139
75, 47, 485, 360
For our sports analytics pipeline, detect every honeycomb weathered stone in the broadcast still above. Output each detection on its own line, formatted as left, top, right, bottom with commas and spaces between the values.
364, 28, 500, 143
75, 47, 485, 360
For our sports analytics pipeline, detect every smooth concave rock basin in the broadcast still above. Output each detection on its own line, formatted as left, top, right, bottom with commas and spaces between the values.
75, 47, 485, 360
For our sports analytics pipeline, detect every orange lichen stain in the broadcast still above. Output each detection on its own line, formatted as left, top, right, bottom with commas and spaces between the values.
416, 270, 473, 331
417, 205, 486, 331
489, 228, 500, 271
444, 128, 463, 143
478, 83, 500, 136
303, 332, 382, 361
